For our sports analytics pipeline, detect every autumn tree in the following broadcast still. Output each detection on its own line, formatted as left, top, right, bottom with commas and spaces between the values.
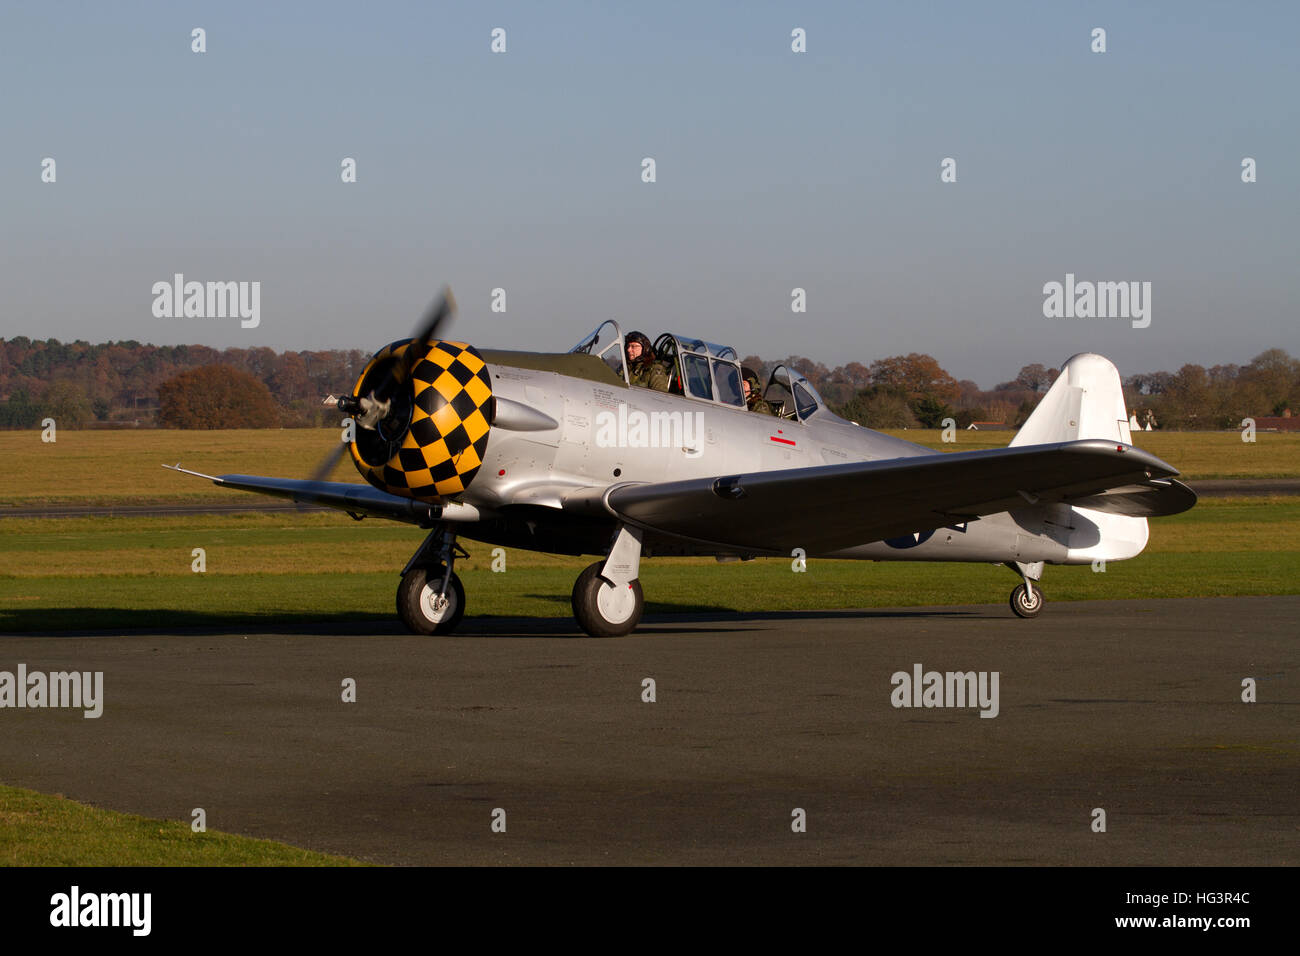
0, 386, 38, 427
859, 353, 959, 426
868, 353, 960, 404
1151, 365, 1213, 429
157, 364, 279, 428
837, 362, 872, 389
835, 386, 919, 428
269, 350, 312, 403
39, 381, 93, 427
1241, 348, 1300, 415
1015, 364, 1057, 392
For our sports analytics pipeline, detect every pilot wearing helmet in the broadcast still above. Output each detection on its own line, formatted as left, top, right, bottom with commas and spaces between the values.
742, 367, 776, 415
625, 331, 670, 391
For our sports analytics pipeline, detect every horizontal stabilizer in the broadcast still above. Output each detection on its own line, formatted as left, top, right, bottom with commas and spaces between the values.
1063, 478, 1197, 517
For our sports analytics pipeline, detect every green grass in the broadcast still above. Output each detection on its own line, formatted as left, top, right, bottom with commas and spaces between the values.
3, 556, 1297, 634
0, 785, 364, 866
0, 429, 353, 508
3, 499, 1297, 632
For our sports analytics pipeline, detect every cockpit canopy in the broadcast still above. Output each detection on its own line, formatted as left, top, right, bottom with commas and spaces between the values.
762, 364, 827, 422
568, 320, 828, 420
569, 320, 627, 380
652, 333, 744, 407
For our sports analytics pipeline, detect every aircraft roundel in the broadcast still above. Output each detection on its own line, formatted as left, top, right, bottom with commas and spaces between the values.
884, 529, 936, 549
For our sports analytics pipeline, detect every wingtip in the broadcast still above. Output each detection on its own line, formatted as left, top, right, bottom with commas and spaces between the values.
162, 463, 222, 482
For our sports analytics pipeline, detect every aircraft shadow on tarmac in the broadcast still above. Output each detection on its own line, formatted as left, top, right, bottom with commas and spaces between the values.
1, 603, 988, 639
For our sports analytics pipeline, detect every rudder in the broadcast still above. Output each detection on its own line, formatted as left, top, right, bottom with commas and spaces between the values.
1009, 353, 1132, 447
1009, 353, 1149, 562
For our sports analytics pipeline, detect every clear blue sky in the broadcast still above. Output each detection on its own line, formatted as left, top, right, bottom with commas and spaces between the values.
2, 0, 1296, 386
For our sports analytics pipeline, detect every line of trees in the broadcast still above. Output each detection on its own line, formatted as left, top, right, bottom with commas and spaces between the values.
0, 337, 370, 428
0, 336, 1294, 430
747, 349, 1299, 430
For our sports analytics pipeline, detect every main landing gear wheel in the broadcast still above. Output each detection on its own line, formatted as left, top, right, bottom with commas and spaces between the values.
1009, 582, 1044, 619
571, 561, 644, 638
397, 565, 465, 635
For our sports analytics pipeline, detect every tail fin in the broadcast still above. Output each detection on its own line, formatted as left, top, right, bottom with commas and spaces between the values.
1010, 354, 1149, 562
1009, 353, 1132, 447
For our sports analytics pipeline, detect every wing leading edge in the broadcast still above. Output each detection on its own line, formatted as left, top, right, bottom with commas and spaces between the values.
605, 439, 1195, 553
162, 465, 481, 525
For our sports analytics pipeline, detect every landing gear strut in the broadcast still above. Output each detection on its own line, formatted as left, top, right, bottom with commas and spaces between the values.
571, 525, 645, 637
1007, 560, 1044, 619
397, 525, 467, 635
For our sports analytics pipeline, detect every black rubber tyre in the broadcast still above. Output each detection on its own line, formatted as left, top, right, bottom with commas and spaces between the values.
1010, 582, 1044, 619
571, 561, 644, 637
397, 565, 465, 635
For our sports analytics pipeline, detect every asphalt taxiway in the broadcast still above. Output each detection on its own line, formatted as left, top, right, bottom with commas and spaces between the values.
2, 596, 1296, 865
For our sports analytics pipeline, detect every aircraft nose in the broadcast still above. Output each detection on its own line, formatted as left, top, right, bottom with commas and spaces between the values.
350, 339, 494, 499
403, 341, 495, 495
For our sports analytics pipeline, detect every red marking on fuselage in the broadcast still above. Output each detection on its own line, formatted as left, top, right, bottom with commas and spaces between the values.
769, 436, 796, 446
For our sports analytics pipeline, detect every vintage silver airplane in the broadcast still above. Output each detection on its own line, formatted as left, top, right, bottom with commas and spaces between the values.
168, 290, 1196, 637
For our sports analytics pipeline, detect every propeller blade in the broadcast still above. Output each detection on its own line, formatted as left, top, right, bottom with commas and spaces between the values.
292, 439, 350, 511
297, 285, 458, 512
370, 286, 458, 403
412, 285, 457, 346
310, 439, 350, 484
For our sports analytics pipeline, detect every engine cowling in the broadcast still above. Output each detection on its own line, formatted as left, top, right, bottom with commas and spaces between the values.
349, 339, 493, 499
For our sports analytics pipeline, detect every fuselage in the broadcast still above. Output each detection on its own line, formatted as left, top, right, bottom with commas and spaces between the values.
449, 353, 1112, 565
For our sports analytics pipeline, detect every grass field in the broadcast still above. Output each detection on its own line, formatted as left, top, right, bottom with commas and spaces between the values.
1, 428, 1295, 633
0, 428, 1296, 508
0, 429, 357, 508
2, 499, 1297, 632
0, 785, 363, 866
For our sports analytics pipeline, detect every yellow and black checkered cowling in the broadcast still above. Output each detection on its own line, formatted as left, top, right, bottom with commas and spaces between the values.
349, 340, 493, 499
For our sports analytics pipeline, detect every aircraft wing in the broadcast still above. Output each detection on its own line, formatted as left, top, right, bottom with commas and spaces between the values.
604, 439, 1195, 553
162, 466, 481, 525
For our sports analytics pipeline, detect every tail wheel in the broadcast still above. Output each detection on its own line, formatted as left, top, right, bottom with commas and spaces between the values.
571, 561, 644, 638
398, 565, 465, 635
1010, 582, 1043, 619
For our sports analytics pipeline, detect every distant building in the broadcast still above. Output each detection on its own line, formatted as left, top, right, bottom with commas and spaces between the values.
1254, 409, 1300, 431
1132, 408, 1157, 430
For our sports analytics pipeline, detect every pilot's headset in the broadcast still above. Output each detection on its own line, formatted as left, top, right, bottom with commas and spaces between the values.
625, 331, 654, 365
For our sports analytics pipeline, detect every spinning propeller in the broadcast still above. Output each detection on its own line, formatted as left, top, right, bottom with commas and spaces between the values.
310, 288, 458, 489
302, 286, 495, 506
